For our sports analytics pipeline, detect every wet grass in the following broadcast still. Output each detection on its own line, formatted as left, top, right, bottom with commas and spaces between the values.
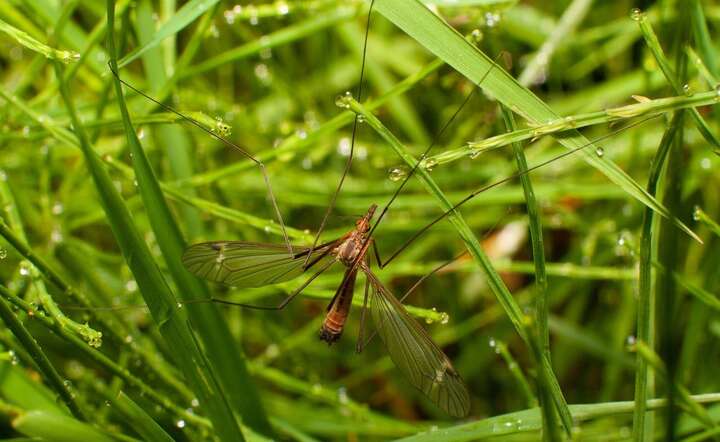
0, 0, 719, 441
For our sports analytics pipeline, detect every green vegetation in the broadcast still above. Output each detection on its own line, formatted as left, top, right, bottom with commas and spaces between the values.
0, 0, 719, 440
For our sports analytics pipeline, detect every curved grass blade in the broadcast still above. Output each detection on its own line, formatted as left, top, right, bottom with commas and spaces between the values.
365, 268, 470, 418
117, 0, 219, 68
347, 97, 571, 430
373, 0, 699, 242
107, 0, 272, 434
182, 241, 337, 288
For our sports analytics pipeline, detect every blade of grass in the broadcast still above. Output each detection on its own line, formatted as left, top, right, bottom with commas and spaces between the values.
53, 50, 244, 442
373, 0, 699, 242
117, 0, 219, 68
107, 1, 272, 433
13, 410, 123, 442
0, 284, 209, 429
109, 391, 174, 442
633, 9, 720, 155
501, 105, 556, 440
633, 112, 682, 442
396, 394, 720, 442
0, 17, 79, 62
346, 96, 573, 434
0, 291, 85, 420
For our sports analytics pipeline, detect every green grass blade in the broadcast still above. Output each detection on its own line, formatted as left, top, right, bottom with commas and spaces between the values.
634, 9, 720, 155
0, 287, 85, 420
13, 410, 124, 442
108, 1, 272, 433
117, 0, 219, 68
55, 37, 244, 442
0, 17, 79, 62
373, 0, 700, 242
396, 394, 720, 442
110, 391, 175, 442
346, 96, 573, 434
633, 113, 682, 442
501, 105, 557, 440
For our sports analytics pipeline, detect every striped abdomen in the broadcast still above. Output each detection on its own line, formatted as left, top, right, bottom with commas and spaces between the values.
319, 268, 357, 344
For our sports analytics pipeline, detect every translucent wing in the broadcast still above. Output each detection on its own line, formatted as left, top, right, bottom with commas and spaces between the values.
182, 241, 337, 288
364, 268, 470, 417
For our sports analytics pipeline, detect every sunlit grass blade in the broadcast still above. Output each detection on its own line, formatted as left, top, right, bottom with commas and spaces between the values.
0, 288, 85, 420
109, 391, 174, 442
117, 0, 219, 68
633, 112, 681, 441
54, 38, 244, 442
12, 410, 118, 442
346, 96, 572, 433
107, 0, 272, 434
373, 0, 700, 242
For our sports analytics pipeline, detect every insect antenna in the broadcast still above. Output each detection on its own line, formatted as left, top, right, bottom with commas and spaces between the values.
377, 114, 663, 268
303, 0, 376, 268
369, 50, 508, 239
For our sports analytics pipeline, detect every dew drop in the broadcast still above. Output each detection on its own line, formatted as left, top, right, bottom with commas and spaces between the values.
693, 205, 701, 221
630, 8, 644, 21
484, 12, 500, 27
335, 91, 352, 109
356, 114, 365, 124
682, 84, 692, 96
440, 312, 449, 325
423, 158, 438, 171
337, 386, 348, 404
626, 335, 637, 346
488, 337, 496, 348
715, 84, 720, 97
191, 398, 200, 408
388, 166, 408, 182
595, 147, 604, 157
136, 128, 145, 139
0, 249, 6, 260
337, 137, 352, 156
276, 2, 290, 15
176, 419, 186, 429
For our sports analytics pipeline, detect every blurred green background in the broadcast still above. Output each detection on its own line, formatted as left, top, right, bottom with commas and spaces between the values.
0, 0, 719, 440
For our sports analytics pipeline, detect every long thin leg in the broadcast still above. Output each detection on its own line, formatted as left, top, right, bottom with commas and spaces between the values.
356, 273, 371, 354
107, 65, 293, 254
367, 51, 508, 240
187, 259, 337, 311
303, 0, 376, 268
375, 116, 661, 269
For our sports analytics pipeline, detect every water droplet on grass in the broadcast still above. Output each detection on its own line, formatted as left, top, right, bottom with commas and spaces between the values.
388, 166, 408, 182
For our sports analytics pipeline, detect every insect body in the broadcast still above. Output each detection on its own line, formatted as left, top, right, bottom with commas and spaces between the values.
182, 203, 471, 417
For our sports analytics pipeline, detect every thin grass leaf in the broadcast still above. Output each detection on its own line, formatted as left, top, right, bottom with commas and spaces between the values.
0, 17, 79, 62
633, 113, 682, 442
373, 0, 700, 242
0, 291, 85, 420
117, 0, 219, 68
13, 410, 123, 442
110, 391, 174, 442
346, 96, 573, 433
501, 105, 556, 440
107, 0, 272, 434
54, 47, 244, 442
634, 10, 720, 155
395, 394, 720, 442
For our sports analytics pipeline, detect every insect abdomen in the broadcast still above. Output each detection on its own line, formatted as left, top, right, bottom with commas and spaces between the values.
319, 268, 357, 345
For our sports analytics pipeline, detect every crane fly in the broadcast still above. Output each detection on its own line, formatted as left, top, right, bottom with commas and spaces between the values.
182, 203, 471, 417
